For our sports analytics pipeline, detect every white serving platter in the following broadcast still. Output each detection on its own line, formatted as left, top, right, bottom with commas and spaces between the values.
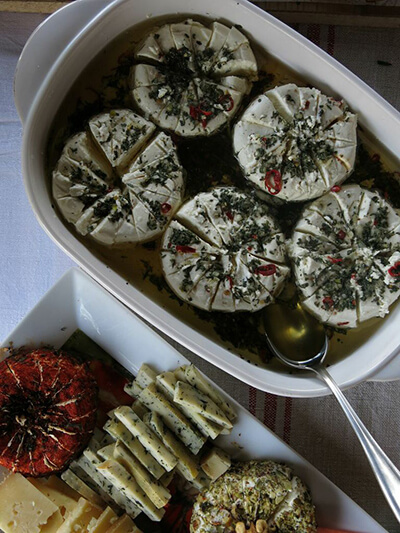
16, 0, 400, 397
0, 267, 387, 532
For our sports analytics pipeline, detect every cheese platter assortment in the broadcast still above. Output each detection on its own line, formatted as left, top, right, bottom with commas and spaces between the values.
0, 268, 387, 532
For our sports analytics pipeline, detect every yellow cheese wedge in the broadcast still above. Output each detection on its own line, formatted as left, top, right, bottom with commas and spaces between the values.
29, 476, 80, 519
39, 510, 63, 533
57, 497, 103, 533
88, 506, 118, 533
200, 447, 231, 481
107, 513, 142, 532
0, 473, 59, 533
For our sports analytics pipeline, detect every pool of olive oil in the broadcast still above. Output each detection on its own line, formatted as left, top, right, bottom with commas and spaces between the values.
47, 14, 400, 374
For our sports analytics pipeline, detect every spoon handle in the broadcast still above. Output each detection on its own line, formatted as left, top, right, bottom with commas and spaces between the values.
314, 365, 400, 523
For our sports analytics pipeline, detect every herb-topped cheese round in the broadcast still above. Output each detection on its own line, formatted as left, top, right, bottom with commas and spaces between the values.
131, 20, 256, 137
190, 460, 317, 533
161, 187, 290, 312
289, 184, 400, 328
52, 110, 185, 246
233, 83, 357, 202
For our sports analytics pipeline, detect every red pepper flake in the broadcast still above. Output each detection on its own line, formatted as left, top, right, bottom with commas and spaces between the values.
373, 219, 378, 226
328, 256, 343, 264
161, 202, 171, 214
337, 229, 346, 240
304, 100, 310, 110
352, 300, 356, 306
252, 234, 258, 240
388, 261, 400, 278
226, 275, 233, 289
351, 273, 356, 280
176, 245, 196, 253
331, 185, 341, 193
189, 105, 198, 120
219, 93, 234, 111
190, 104, 213, 129
322, 296, 334, 308
247, 246, 253, 251
338, 321, 349, 326
225, 210, 234, 221
265, 169, 282, 196
255, 264, 277, 276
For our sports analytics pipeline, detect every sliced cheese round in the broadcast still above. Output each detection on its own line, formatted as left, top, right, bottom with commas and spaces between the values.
53, 122, 185, 246
161, 187, 290, 312
289, 184, 400, 328
131, 19, 256, 137
233, 84, 357, 202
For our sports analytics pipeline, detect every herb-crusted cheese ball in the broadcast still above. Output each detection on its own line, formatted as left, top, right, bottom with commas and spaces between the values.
161, 187, 290, 312
233, 83, 357, 202
190, 460, 317, 533
53, 110, 185, 246
131, 20, 255, 137
290, 184, 400, 328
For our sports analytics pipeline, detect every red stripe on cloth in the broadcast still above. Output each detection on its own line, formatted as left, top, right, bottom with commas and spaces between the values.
263, 393, 277, 431
283, 397, 293, 443
249, 386, 257, 416
327, 25, 335, 56
307, 24, 321, 47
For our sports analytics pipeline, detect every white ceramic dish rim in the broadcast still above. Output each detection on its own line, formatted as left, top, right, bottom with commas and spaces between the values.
18, 0, 400, 398
0, 266, 388, 532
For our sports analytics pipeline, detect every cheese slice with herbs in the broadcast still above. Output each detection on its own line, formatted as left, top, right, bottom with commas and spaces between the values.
161, 187, 290, 311
53, 123, 185, 246
144, 411, 199, 481
103, 418, 165, 479
113, 440, 171, 509
156, 371, 223, 439
82, 448, 142, 519
290, 184, 400, 327
139, 382, 207, 454
97, 460, 165, 522
113, 406, 178, 472
88, 109, 156, 170
131, 19, 256, 137
234, 83, 357, 202
174, 381, 233, 429
61, 469, 105, 508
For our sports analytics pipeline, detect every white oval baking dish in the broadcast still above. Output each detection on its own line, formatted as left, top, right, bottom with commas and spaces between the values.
17, 0, 400, 397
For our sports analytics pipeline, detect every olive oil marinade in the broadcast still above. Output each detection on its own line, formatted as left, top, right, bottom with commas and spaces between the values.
47, 15, 400, 372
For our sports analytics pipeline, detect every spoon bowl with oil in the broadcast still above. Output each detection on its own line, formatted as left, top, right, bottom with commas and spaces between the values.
263, 302, 400, 523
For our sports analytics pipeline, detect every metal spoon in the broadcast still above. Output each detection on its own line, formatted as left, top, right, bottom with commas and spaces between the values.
263, 302, 400, 523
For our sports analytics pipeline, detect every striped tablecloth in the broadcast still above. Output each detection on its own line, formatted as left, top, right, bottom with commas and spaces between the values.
0, 8, 399, 532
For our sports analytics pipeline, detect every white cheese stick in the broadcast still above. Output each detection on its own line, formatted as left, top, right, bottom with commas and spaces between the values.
174, 381, 233, 429
97, 460, 164, 522
139, 382, 206, 454
82, 449, 142, 518
144, 411, 199, 481
184, 364, 237, 422
113, 406, 178, 472
156, 371, 223, 439
103, 418, 165, 479
113, 440, 171, 509
61, 469, 105, 508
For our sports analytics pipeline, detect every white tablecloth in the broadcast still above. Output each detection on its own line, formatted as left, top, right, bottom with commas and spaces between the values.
0, 10, 399, 532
